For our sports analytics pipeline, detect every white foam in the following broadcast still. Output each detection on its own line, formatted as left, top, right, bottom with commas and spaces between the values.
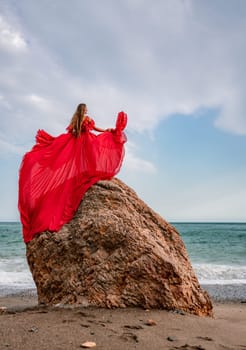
0, 270, 35, 288
194, 263, 246, 285
0, 258, 35, 290
1, 259, 246, 295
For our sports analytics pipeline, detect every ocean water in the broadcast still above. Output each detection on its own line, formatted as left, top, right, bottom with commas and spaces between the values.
0, 222, 245, 299
173, 222, 246, 285
0, 222, 35, 295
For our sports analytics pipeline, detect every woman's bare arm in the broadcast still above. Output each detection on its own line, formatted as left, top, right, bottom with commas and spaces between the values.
93, 125, 113, 132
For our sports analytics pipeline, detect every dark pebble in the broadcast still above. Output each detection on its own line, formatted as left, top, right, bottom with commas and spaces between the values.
167, 336, 178, 342
197, 336, 213, 341
28, 327, 38, 333
172, 309, 186, 315
124, 325, 144, 330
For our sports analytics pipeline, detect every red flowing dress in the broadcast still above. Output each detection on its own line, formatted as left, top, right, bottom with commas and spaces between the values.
18, 111, 127, 243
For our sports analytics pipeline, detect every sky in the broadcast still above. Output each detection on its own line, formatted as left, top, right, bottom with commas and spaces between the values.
0, 0, 246, 222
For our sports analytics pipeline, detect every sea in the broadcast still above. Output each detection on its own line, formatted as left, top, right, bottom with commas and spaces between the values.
0, 222, 245, 301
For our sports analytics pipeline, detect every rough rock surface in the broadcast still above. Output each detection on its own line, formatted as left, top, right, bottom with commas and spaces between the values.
26, 178, 213, 316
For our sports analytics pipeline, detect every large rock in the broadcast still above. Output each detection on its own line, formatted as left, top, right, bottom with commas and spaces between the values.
26, 178, 213, 316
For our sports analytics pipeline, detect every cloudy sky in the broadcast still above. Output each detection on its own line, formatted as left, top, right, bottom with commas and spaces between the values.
1, 0, 246, 222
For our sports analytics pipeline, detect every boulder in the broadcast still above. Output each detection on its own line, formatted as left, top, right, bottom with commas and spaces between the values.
26, 178, 213, 316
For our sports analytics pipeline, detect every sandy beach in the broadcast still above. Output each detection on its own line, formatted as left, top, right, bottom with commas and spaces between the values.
0, 295, 245, 350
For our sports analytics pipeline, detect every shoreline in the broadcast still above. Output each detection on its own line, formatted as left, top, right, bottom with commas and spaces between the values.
0, 290, 245, 309
202, 283, 246, 303
1, 282, 246, 304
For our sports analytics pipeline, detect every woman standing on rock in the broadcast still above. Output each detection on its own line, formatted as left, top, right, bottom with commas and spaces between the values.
18, 103, 127, 243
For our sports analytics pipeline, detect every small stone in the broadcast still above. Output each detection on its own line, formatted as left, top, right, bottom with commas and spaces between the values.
180, 346, 205, 350
124, 324, 143, 330
54, 303, 62, 307
197, 336, 213, 341
28, 327, 38, 333
121, 332, 139, 343
173, 309, 186, 315
0, 307, 7, 314
145, 319, 157, 326
167, 336, 178, 342
132, 334, 139, 343
80, 341, 96, 348
37, 310, 48, 314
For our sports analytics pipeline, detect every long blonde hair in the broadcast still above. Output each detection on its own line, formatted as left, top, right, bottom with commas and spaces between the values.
69, 103, 87, 137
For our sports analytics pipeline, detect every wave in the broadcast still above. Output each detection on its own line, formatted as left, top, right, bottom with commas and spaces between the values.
194, 263, 246, 285
1, 260, 246, 297
0, 258, 35, 293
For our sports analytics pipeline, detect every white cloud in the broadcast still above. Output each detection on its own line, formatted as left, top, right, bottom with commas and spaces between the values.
0, 15, 27, 51
124, 142, 157, 173
24, 93, 53, 111
214, 91, 246, 135
0, 0, 245, 142
0, 1, 244, 180
0, 1, 245, 198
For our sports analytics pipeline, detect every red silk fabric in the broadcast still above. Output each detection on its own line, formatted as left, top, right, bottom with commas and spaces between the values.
18, 112, 127, 243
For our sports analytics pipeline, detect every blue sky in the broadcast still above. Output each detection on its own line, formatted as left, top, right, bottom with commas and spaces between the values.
0, 0, 246, 222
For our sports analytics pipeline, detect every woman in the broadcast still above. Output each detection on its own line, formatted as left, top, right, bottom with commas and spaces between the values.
68, 103, 113, 135
18, 103, 127, 243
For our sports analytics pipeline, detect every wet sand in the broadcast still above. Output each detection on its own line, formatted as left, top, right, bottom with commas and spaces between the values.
0, 295, 246, 350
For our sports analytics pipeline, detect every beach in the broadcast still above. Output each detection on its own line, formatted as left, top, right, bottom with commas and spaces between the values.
1, 222, 245, 349
1, 294, 246, 350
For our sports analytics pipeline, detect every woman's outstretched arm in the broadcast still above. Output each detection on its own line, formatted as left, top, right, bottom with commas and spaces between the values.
93, 125, 113, 133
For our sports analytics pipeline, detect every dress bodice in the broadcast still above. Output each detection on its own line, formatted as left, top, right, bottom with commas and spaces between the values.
66, 116, 95, 134
81, 117, 95, 132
